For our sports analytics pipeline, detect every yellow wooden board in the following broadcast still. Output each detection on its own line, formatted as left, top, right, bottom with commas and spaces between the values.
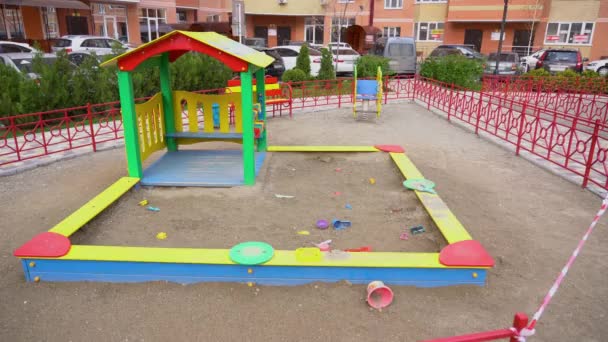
55, 245, 481, 269
390, 152, 472, 244
101, 31, 274, 69
268, 146, 380, 152
48, 177, 140, 237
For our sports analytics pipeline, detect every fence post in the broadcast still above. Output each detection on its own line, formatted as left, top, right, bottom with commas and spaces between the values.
447, 83, 454, 122
87, 103, 97, 152
337, 79, 342, 108
582, 120, 601, 188
475, 89, 484, 135
384, 76, 388, 104
509, 313, 529, 342
515, 102, 528, 156
10, 117, 21, 161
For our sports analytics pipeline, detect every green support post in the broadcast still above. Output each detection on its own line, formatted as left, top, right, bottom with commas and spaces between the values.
240, 67, 256, 185
254, 68, 267, 152
117, 71, 143, 178
159, 53, 177, 152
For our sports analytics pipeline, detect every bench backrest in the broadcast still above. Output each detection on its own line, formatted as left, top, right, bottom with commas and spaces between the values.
226, 77, 283, 97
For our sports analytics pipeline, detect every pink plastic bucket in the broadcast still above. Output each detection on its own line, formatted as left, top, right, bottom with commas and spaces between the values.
366, 281, 394, 309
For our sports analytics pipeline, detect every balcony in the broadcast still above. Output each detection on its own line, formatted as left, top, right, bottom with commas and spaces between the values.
447, 0, 544, 22
242, 0, 325, 16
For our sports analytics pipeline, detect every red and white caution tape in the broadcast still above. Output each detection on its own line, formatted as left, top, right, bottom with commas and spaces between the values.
514, 195, 608, 341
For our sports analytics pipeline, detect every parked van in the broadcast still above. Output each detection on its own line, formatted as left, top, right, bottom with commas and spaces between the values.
371, 37, 416, 74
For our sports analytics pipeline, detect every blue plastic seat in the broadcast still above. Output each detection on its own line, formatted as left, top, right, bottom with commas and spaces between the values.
356, 80, 378, 101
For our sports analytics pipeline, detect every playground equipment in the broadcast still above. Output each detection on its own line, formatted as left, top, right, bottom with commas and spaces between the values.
13, 31, 494, 287
353, 66, 383, 119
105, 31, 274, 187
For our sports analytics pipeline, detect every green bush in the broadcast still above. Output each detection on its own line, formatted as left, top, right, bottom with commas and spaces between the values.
525, 68, 550, 77
0, 50, 234, 119
581, 70, 601, 78
295, 44, 311, 77
355, 55, 391, 78
170, 52, 233, 92
317, 48, 335, 81
282, 68, 307, 83
420, 55, 483, 90
0, 61, 23, 118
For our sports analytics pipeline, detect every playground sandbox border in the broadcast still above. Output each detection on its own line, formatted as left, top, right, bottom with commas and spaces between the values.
13, 145, 494, 287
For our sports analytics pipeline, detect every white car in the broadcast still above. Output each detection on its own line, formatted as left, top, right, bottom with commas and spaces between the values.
332, 47, 360, 75
584, 59, 608, 77
0, 41, 37, 54
267, 45, 322, 77
0, 52, 72, 78
51, 35, 130, 56
328, 42, 352, 49
520, 49, 546, 72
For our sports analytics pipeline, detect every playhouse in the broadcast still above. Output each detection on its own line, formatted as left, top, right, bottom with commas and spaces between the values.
13, 31, 494, 286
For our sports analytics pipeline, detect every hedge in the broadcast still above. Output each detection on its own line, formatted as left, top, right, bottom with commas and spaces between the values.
0, 51, 232, 120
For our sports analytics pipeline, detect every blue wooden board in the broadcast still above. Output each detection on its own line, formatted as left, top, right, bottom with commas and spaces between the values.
21, 258, 487, 287
141, 150, 266, 187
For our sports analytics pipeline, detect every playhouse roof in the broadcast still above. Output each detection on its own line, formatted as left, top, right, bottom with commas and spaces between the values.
101, 31, 274, 72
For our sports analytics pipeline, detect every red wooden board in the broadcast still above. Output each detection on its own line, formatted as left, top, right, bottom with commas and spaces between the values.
439, 240, 494, 267
14, 232, 71, 258
374, 145, 405, 153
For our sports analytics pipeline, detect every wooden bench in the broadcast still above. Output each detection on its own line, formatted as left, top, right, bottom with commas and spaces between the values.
226, 76, 293, 118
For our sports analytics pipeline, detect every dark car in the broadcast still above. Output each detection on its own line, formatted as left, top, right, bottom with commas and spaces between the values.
535, 49, 586, 73
484, 52, 521, 76
260, 49, 285, 79
429, 44, 484, 59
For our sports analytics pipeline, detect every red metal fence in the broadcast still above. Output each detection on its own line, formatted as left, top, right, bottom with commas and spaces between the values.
1, 75, 607, 194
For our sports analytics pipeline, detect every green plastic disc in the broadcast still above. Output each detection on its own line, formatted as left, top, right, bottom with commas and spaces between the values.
229, 241, 275, 265
403, 178, 436, 194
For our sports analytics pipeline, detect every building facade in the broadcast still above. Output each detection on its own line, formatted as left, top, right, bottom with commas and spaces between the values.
1, 0, 606, 60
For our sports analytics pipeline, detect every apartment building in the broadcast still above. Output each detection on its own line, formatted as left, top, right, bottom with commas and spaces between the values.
231, 0, 607, 60
1, 0, 606, 59
0, 0, 228, 45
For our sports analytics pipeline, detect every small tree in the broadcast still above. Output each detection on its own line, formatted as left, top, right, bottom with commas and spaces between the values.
317, 48, 335, 80
296, 44, 311, 77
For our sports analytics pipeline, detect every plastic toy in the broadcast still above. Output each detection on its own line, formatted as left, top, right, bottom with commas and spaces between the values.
316, 219, 329, 229
229, 241, 274, 265
367, 281, 394, 309
353, 66, 383, 119
332, 219, 352, 230
403, 179, 436, 194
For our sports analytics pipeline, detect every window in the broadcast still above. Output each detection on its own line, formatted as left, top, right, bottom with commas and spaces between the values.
176, 10, 187, 23
41, 7, 59, 39
383, 27, 401, 37
0, 5, 25, 40
544, 22, 594, 44
274, 48, 299, 57
385, 0, 403, 9
331, 17, 355, 42
207, 14, 220, 22
414, 22, 444, 41
82, 39, 109, 48
388, 43, 414, 57
304, 16, 324, 45
139, 8, 167, 42
0, 43, 30, 53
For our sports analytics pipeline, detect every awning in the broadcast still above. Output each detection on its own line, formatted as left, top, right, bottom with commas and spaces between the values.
0, 0, 89, 10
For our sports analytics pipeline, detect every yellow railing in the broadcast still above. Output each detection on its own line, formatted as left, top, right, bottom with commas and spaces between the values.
135, 92, 166, 162
172, 91, 243, 135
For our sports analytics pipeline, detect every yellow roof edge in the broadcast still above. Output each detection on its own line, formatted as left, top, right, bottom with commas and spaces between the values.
100, 30, 274, 69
